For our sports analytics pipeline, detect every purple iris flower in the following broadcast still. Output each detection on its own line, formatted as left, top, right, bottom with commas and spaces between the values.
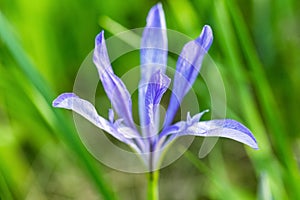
53, 3, 258, 171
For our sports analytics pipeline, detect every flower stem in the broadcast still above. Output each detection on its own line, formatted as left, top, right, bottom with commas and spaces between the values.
147, 170, 159, 200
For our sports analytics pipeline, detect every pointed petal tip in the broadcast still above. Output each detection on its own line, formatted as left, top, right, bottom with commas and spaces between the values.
187, 112, 192, 121
252, 143, 259, 150
146, 2, 166, 28
155, 2, 163, 13
203, 25, 212, 34
156, 2, 162, 7
95, 30, 105, 46
108, 109, 114, 123
161, 71, 171, 84
202, 25, 213, 39
155, 69, 171, 87
218, 119, 259, 150
196, 25, 213, 51
52, 93, 77, 107
150, 3, 163, 15
93, 29, 113, 74
186, 110, 209, 125
149, 70, 171, 86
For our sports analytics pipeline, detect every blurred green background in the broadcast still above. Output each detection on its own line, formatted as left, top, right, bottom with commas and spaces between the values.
0, 0, 299, 199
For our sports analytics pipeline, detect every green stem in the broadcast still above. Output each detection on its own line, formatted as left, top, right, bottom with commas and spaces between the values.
147, 170, 159, 200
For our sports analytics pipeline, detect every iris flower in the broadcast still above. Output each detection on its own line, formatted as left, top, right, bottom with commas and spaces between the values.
53, 4, 257, 198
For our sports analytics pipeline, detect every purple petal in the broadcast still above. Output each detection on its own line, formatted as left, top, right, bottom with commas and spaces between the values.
93, 31, 113, 74
52, 93, 77, 107
139, 3, 168, 129
164, 25, 213, 127
195, 25, 213, 52
160, 111, 208, 138
186, 110, 209, 125
93, 31, 136, 129
52, 93, 140, 144
144, 70, 170, 136
108, 109, 114, 123
140, 3, 167, 78
163, 118, 258, 149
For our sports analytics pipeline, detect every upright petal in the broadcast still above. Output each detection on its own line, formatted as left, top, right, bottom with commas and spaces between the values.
164, 25, 213, 127
93, 31, 113, 74
140, 3, 168, 81
139, 3, 168, 129
162, 116, 258, 150
144, 70, 170, 137
93, 31, 136, 129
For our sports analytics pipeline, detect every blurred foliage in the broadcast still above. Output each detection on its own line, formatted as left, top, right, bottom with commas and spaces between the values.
0, 0, 299, 199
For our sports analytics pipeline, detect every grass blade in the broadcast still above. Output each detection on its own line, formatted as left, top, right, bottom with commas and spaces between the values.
0, 11, 117, 200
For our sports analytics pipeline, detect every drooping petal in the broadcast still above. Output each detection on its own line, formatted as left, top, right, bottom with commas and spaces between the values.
139, 3, 168, 129
52, 93, 141, 151
93, 31, 136, 129
162, 115, 258, 149
164, 25, 213, 127
144, 70, 170, 137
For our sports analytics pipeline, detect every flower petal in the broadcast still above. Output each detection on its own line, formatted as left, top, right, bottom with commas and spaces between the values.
164, 25, 213, 127
162, 117, 258, 149
93, 31, 136, 129
140, 3, 168, 81
139, 3, 168, 129
160, 111, 208, 138
93, 31, 113, 74
144, 70, 170, 137
52, 93, 141, 151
